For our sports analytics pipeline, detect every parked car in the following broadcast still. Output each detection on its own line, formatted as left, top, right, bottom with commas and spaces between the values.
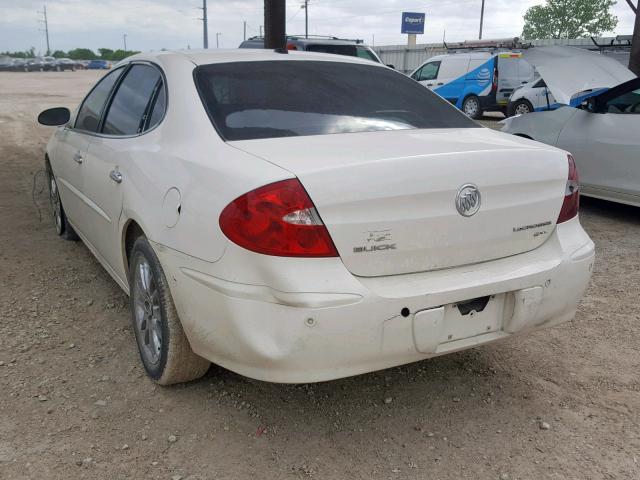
410, 50, 534, 119
38, 49, 594, 385
87, 59, 111, 69
502, 46, 638, 207
42, 56, 58, 70
24, 57, 46, 71
0, 56, 13, 71
240, 35, 383, 64
54, 58, 78, 71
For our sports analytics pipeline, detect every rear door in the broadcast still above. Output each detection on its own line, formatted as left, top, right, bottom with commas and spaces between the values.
497, 55, 534, 108
53, 67, 125, 231
80, 63, 165, 280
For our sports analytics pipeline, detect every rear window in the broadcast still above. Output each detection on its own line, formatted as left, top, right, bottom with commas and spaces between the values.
194, 60, 479, 141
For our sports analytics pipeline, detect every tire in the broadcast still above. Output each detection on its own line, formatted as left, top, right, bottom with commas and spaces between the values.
129, 236, 210, 385
462, 95, 482, 119
507, 99, 534, 117
46, 162, 79, 241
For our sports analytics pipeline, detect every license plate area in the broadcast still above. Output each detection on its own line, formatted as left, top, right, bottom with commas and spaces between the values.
443, 294, 504, 343
412, 294, 506, 354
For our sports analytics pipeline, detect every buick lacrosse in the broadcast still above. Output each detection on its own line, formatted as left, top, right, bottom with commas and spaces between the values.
39, 49, 594, 384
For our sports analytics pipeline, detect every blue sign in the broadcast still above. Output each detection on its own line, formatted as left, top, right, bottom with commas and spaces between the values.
401, 12, 425, 34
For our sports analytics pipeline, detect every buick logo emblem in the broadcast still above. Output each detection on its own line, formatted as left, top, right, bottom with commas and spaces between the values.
455, 184, 481, 217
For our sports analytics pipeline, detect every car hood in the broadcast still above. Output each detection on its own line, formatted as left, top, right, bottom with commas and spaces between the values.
521, 46, 636, 106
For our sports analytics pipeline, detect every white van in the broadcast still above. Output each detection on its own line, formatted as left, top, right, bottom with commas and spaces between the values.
410, 51, 534, 118
507, 77, 558, 116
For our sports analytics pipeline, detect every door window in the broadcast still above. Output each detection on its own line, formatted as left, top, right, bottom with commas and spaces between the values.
415, 61, 440, 81
102, 64, 163, 135
604, 89, 640, 114
75, 68, 125, 132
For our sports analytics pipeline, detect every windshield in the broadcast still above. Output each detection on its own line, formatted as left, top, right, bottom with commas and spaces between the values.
194, 61, 479, 141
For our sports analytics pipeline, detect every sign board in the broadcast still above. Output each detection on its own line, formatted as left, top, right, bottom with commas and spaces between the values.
401, 12, 425, 35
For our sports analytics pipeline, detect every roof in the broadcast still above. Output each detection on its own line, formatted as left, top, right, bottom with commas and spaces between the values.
125, 48, 384, 68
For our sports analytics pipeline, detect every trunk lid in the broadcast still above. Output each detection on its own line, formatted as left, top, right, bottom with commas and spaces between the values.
231, 128, 568, 277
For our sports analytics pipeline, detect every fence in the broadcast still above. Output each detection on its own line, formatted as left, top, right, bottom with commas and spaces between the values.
374, 36, 631, 74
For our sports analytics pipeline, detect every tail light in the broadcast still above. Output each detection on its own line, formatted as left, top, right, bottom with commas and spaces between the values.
557, 154, 580, 223
286, 43, 298, 50
219, 179, 338, 257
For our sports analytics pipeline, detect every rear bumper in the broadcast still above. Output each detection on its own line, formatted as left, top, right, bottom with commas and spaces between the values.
154, 216, 594, 383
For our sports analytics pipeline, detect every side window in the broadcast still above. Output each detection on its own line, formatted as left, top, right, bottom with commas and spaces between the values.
416, 61, 440, 81
102, 64, 162, 135
355, 46, 378, 63
604, 88, 640, 114
147, 82, 166, 129
75, 68, 124, 132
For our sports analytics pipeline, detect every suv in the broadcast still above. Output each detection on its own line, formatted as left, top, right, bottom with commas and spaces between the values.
239, 35, 383, 64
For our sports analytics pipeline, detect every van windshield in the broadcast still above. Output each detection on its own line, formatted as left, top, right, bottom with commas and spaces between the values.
194, 60, 479, 141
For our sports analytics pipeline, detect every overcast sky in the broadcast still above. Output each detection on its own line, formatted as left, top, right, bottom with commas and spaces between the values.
0, 0, 636, 54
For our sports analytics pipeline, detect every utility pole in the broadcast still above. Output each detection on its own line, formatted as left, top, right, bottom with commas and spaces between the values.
479, 0, 485, 40
259, 25, 263, 37
243, 21, 247, 41
123, 33, 127, 51
201, 0, 209, 49
264, 0, 286, 49
216, 32, 221, 48
303, 0, 309, 38
38, 5, 51, 55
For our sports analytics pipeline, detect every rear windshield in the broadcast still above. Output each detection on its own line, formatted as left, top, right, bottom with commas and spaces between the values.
194, 61, 479, 141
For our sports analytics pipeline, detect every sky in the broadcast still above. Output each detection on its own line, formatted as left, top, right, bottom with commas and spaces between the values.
0, 0, 636, 55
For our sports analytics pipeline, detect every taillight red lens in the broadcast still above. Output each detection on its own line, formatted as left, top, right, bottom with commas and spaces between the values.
557, 154, 580, 223
286, 43, 297, 50
219, 179, 338, 257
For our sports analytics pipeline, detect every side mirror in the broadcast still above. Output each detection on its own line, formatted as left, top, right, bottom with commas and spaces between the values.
38, 107, 71, 126
386, 64, 396, 70
580, 97, 600, 114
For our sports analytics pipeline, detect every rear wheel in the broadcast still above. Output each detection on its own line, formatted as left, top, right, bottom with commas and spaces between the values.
462, 95, 482, 119
46, 162, 79, 241
129, 236, 210, 385
508, 99, 534, 117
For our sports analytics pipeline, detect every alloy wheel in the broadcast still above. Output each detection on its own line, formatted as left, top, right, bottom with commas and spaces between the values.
515, 103, 531, 115
49, 175, 63, 235
132, 257, 163, 365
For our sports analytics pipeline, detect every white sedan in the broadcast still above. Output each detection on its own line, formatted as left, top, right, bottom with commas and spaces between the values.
38, 49, 594, 384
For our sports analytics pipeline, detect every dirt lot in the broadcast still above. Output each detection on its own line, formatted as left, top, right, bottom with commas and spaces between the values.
1, 71, 639, 480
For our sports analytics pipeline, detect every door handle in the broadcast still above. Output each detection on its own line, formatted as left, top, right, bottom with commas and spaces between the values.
109, 169, 123, 184
73, 152, 83, 164
437, 82, 444, 86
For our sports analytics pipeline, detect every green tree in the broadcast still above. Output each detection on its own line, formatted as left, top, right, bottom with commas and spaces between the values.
51, 50, 67, 58
67, 48, 97, 60
522, 0, 618, 39
98, 48, 114, 59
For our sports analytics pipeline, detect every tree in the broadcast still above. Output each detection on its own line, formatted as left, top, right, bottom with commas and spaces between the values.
67, 48, 97, 60
522, 0, 618, 39
51, 50, 67, 58
628, 0, 639, 75
98, 48, 114, 59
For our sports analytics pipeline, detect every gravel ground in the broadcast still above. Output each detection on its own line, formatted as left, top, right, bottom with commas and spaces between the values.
1, 71, 639, 480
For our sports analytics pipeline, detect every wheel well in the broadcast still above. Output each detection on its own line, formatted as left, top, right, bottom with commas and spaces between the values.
123, 220, 145, 272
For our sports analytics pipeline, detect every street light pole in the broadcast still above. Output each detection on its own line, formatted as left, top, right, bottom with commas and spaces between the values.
202, 0, 209, 48
123, 33, 127, 51
303, 0, 309, 38
216, 32, 221, 48
479, 0, 485, 40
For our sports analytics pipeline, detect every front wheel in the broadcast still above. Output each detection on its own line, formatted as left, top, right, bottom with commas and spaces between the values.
462, 95, 482, 119
129, 237, 210, 385
508, 99, 534, 117
46, 164, 79, 241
